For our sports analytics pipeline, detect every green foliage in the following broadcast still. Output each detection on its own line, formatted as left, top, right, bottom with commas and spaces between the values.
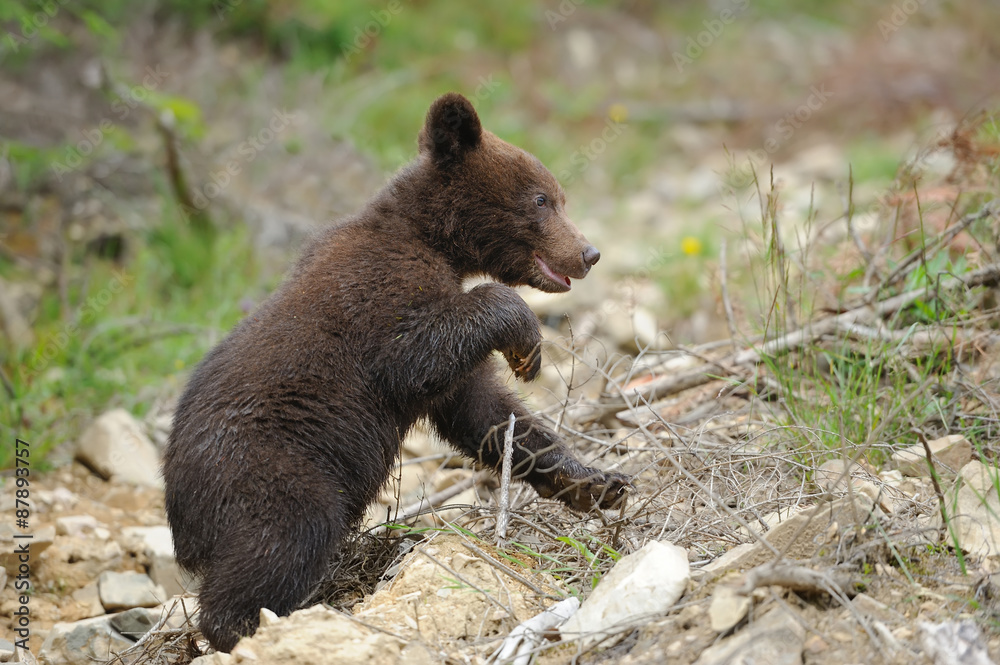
508, 534, 622, 593
0, 224, 260, 468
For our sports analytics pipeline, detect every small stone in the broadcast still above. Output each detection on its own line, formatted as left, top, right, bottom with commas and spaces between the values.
561, 540, 690, 649
98, 571, 166, 611
71, 582, 105, 619
803, 634, 828, 653
109, 607, 156, 641
948, 461, 1000, 558
709, 583, 750, 632
122, 526, 193, 597
919, 619, 994, 665
0, 638, 14, 662
853, 593, 904, 623
56, 515, 102, 537
815, 459, 887, 511
37, 615, 132, 665
75, 409, 164, 488
893, 435, 972, 477
202, 604, 401, 664
701, 543, 757, 576
0, 524, 55, 575
694, 606, 805, 665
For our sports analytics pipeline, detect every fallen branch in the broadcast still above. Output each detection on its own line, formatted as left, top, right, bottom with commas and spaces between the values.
599, 261, 1000, 413
737, 563, 857, 599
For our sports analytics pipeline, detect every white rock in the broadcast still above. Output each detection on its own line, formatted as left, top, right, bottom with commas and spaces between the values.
35, 487, 80, 511
948, 461, 1000, 559
0, 524, 55, 575
919, 620, 995, 665
699, 543, 757, 579
37, 615, 131, 665
75, 409, 163, 488
70, 582, 105, 619
98, 570, 166, 610
56, 515, 103, 537
121, 526, 187, 597
893, 435, 973, 477
814, 458, 880, 502
694, 605, 805, 665
220, 605, 406, 664
561, 540, 689, 648
708, 583, 751, 632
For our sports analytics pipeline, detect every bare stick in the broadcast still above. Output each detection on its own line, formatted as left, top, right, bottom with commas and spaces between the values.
864, 201, 997, 305
737, 564, 857, 598
490, 597, 580, 665
913, 428, 948, 544
496, 413, 516, 546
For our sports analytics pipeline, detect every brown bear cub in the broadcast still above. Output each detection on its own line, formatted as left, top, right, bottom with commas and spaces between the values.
163, 93, 629, 653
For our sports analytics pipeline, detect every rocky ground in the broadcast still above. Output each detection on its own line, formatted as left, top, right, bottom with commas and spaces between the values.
4, 336, 1000, 665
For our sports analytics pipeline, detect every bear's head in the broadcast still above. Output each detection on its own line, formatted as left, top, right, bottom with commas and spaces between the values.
416, 93, 600, 293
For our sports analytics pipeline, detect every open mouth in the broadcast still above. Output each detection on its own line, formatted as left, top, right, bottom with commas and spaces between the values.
534, 253, 572, 292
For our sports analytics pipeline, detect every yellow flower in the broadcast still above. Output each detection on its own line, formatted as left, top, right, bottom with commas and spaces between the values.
681, 236, 703, 256
608, 103, 628, 124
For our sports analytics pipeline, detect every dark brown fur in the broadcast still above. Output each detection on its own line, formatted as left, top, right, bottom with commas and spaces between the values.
162, 93, 628, 653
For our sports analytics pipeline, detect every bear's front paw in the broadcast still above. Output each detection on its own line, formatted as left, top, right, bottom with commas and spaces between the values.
503, 346, 541, 382
557, 470, 631, 512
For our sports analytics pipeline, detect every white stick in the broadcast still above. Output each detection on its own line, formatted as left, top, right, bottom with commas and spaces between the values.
490, 596, 581, 664
496, 413, 516, 546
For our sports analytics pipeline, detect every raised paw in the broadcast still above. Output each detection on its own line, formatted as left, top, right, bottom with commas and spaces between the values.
504, 345, 541, 382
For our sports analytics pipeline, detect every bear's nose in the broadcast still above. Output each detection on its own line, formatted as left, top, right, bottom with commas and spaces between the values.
582, 245, 601, 271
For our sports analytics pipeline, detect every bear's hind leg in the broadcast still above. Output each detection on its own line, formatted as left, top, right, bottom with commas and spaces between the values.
196, 518, 339, 652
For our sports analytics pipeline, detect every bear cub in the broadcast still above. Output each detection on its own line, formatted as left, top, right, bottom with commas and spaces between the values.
163, 93, 629, 653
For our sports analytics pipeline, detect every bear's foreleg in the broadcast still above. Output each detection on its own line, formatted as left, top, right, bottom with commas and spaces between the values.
429, 365, 628, 511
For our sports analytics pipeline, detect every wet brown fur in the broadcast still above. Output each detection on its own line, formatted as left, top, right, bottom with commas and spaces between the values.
162, 93, 628, 653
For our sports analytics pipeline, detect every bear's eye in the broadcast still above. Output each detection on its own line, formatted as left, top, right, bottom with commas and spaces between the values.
535, 195, 547, 208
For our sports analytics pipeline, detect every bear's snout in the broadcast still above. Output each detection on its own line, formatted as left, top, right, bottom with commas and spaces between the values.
582, 245, 600, 273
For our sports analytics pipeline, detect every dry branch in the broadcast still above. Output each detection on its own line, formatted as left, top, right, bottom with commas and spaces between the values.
737, 563, 857, 598
601, 259, 1000, 417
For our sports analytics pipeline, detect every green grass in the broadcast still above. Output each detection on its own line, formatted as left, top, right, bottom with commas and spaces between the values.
0, 220, 267, 468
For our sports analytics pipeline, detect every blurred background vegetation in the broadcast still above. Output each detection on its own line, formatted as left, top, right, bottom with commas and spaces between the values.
1, 0, 998, 467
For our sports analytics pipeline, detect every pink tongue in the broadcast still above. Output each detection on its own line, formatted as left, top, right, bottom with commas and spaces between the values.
535, 255, 571, 287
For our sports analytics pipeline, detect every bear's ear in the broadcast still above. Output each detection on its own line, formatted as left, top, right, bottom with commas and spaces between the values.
418, 93, 482, 168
